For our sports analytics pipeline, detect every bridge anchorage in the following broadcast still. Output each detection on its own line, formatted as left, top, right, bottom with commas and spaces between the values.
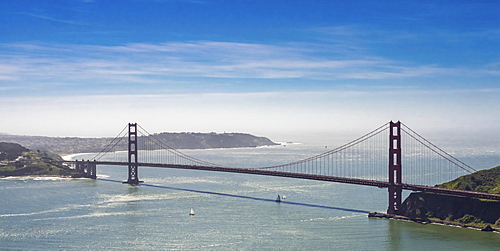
73, 159, 96, 179
68, 120, 500, 215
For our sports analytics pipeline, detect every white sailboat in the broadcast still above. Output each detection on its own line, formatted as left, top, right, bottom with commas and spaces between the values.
189, 208, 195, 216
275, 195, 281, 203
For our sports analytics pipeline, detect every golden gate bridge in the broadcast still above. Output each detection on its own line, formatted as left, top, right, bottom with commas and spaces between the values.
66, 121, 500, 214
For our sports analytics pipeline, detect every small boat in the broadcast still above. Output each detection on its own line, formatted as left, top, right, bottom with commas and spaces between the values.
282, 195, 286, 200
275, 195, 281, 203
189, 208, 195, 216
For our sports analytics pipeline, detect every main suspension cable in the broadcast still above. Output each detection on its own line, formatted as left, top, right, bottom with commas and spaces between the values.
258, 122, 389, 170
136, 125, 222, 167
401, 122, 476, 174
91, 124, 129, 161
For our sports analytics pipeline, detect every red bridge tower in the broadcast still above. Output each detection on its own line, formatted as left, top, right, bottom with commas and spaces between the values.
123, 123, 142, 185
387, 121, 402, 214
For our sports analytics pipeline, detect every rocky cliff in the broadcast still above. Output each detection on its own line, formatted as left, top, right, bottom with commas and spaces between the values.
399, 192, 500, 226
398, 165, 500, 228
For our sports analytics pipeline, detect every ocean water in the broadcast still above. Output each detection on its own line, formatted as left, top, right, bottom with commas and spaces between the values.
1, 141, 500, 250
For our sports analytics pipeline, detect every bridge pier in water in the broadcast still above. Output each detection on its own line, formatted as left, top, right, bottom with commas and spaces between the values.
75, 160, 83, 173
74, 159, 96, 179
387, 121, 402, 215
123, 123, 142, 185
86, 160, 97, 179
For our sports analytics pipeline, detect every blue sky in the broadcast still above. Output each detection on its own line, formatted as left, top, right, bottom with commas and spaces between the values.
1, 0, 499, 139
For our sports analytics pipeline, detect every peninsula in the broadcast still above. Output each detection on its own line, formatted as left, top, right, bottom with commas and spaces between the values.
0, 132, 279, 154
0, 142, 76, 177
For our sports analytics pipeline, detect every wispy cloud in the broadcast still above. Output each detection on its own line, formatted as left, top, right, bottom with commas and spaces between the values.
312, 25, 430, 47
14, 12, 88, 26
0, 41, 497, 96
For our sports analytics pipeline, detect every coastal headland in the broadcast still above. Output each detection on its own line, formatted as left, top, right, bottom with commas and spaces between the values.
370, 165, 500, 232
0, 142, 75, 177
0, 132, 279, 154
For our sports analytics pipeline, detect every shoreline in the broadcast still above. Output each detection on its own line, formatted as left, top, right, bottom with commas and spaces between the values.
0, 175, 79, 180
368, 212, 499, 233
61, 153, 97, 161
59, 143, 294, 161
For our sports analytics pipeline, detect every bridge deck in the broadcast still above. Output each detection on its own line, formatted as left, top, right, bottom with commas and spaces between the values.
67, 161, 500, 201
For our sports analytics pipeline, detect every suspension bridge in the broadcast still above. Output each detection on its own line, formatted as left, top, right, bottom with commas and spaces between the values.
66, 121, 500, 214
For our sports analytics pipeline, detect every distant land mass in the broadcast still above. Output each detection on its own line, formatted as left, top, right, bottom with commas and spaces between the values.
0, 132, 279, 154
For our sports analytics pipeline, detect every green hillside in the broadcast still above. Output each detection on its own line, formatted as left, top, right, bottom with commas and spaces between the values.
399, 165, 500, 229
0, 142, 74, 177
437, 165, 500, 194
0, 142, 29, 161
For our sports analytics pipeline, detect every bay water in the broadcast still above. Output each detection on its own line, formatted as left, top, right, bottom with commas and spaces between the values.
1, 139, 500, 250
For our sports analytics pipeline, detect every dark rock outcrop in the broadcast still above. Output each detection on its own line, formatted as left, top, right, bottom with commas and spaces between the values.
399, 192, 500, 225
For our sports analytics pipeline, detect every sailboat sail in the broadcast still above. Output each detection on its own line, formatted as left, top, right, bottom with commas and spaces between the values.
189, 208, 195, 215
275, 195, 281, 202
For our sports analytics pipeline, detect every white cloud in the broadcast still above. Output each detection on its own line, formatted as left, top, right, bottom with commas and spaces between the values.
1, 41, 488, 94
1, 40, 498, 141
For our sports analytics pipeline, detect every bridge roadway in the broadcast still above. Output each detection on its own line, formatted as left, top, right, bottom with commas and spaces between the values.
69, 161, 500, 201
